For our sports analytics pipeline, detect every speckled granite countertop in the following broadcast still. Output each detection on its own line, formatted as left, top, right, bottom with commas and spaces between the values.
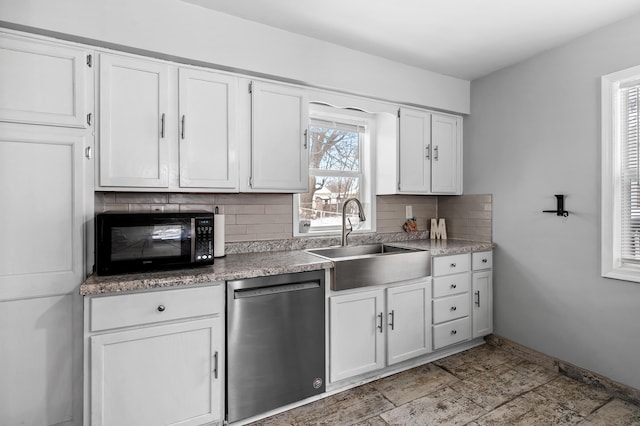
388, 239, 495, 255
80, 239, 495, 296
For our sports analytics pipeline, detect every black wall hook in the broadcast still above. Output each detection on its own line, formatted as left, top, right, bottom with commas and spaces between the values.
543, 194, 569, 217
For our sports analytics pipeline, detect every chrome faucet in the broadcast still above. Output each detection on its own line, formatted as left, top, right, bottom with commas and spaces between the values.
341, 198, 366, 246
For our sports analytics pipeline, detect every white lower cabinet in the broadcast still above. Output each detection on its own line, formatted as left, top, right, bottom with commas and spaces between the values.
330, 288, 385, 382
85, 284, 224, 426
329, 278, 431, 382
472, 251, 493, 338
432, 254, 472, 350
386, 282, 431, 365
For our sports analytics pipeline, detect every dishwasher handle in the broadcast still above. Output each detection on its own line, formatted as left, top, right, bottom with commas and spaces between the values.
234, 281, 320, 299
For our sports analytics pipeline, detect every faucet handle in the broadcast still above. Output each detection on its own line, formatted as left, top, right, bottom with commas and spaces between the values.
346, 217, 354, 239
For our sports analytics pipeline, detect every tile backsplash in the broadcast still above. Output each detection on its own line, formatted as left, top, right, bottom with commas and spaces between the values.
95, 192, 492, 243
438, 194, 492, 242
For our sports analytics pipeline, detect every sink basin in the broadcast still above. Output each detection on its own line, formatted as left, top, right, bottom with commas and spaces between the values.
307, 244, 431, 291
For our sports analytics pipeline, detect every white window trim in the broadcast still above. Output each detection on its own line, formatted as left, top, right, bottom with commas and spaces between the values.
293, 104, 377, 237
601, 64, 640, 282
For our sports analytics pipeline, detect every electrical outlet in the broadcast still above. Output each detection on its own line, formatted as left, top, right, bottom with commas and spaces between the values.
405, 205, 413, 219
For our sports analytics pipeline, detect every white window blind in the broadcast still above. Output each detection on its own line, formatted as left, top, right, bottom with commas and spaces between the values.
620, 83, 640, 263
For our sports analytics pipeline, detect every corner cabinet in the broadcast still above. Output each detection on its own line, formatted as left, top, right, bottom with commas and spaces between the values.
84, 284, 224, 426
329, 278, 431, 382
248, 81, 309, 192
97, 53, 238, 191
377, 107, 462, 195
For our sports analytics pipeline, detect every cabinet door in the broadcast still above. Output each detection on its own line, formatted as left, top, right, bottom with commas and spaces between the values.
250, 81, 308, 192
0, 34, 89, 128
0, 123, 90, 426
387, 281, 431, 365
330, 289, 385, 382
431, 113, 461, 194
178, 68, 238, 189
90, 318, 221, 426
398, 107, 431, 193
472, 270, 493, 338
99, 54, 169, 187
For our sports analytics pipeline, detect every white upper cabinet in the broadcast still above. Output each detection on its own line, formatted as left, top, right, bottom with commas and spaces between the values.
249, 81, 309, 192
377, 107, 462, 195
0, 33, 90, 128
178, 68, 238, 189
431, 113, 462, 193
99, 54, 170, 188
398, 107, 431, 193
97, 54, 239, 191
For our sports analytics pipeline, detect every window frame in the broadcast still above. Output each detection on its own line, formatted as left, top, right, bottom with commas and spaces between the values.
293, 103, 376, 237
601, 64, 640, 282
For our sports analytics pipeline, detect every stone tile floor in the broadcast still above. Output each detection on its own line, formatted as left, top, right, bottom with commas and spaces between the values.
250, 344, 640, 425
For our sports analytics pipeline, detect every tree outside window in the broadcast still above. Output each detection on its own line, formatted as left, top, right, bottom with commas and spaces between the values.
299, 119, 366, 231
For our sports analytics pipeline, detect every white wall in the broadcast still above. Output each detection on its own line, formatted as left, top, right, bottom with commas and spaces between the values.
465, 13, 640, 389
0, 0, 469, 114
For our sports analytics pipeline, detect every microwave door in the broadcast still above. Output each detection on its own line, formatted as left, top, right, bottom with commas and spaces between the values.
110, 224, 183, 261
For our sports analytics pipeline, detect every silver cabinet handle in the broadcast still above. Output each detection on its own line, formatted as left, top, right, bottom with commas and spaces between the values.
213, 351, 218, 379
157, 305, 166, 312
434, 145, 439, 160
451, 329, 457, 335
181, 115, 186, 139
450, 306, 457, 311
475, 290, 481, 307
425, 144, 430, 159
482, 258, 488, 263
303, 129, 308, 149
377, 312, 383, 333
161, 113, 166, 138
450, 263, 457, 268
450, 284, 457, 289
388, 310, 395, 331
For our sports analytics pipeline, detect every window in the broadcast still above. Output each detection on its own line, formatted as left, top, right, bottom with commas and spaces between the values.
602, 65, 640, 282
294, 104, 375, 236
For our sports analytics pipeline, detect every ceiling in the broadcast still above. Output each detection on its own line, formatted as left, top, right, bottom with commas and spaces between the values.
182, 0, 640, 80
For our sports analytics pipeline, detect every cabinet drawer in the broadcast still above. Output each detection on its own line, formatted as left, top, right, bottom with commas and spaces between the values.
433, 273, 470, 298
472, 251, 493, 270
433, 293, 470, 324
433, 317, 471, 349
90, 284, 222, 332
433, 254, 470, 276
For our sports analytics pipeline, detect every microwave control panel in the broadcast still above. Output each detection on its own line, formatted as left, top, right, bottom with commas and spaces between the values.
195, 218, 214, 262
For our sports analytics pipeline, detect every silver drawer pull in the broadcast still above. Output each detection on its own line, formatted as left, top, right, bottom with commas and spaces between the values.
450, 284, 457, 289
450, 263, 457, 268
450, 306, 457, 311
451, 329, 457, 335
482, 258, 488, 263
157, 305, 166, 312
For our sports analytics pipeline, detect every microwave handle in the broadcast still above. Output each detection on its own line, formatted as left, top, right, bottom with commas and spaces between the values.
191, 218, 196, 263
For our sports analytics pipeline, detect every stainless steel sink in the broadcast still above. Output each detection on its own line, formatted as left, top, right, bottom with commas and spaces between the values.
307, 244, 431, 290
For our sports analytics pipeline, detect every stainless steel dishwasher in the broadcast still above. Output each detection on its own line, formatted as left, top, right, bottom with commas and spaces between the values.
226, 270, 326, 423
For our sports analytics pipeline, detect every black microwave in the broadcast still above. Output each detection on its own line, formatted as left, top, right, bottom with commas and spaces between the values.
96, 211, 214, 275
